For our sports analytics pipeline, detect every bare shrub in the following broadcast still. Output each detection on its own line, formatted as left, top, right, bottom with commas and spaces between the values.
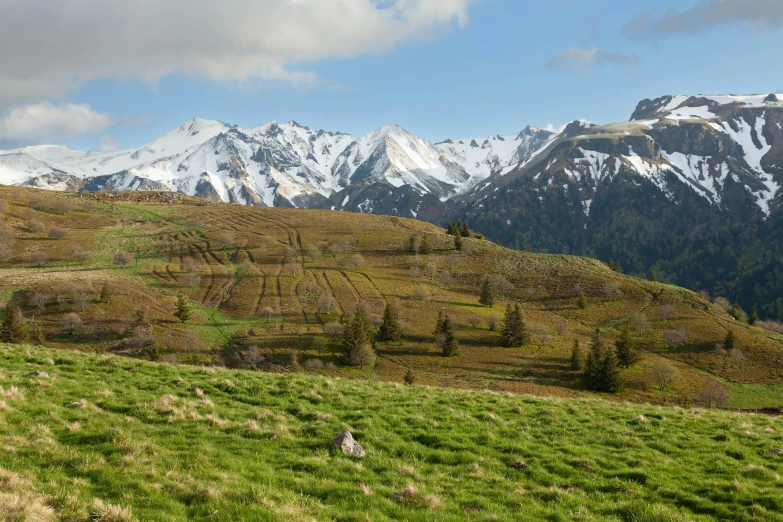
350, 254, 365, 270
467, 315, 482, 328
28, 219, 45, 233
328, 243, 343, 257
29, 292, 49, 311
52, 198, 72, 214
489, 274, 515, 297
73, 290, 89, 312
62, 313, 83, 335
212, 230, 234, 249
29, 195, 48, 210
604, 283, 622, 299
713, 297, 731, 312
243, 345, 265, 367
486, 313, 501, 331
461, 240, 474, 254
89, 215, 104, 228
662, 328, 688, 347
349, 344, 376, 369
424, 263, 438, 280
259, 307, 277, 321
444, 254, 460, 270
324, 322, 344, 338
186, 217, 204, 228
284, 260, 300, 278
631, 315, 649, 337
554, 317, 568, 336
413, 286, 431, 301
318, 295, 336, 315
438, 271, 453, 289
409, 266, 421, 280
29, 251, 48, 266
304, 244, 321, 262
757, 321, 783, 335
129, 327, 155, 349
69, 244, 89, 264
698, 290, 711, 302
82, 200, 98, 212
697, 382, 731, 409
113, 251, 133, 267
47, 226, 68, 239
657, 304, 675, 321
648, 362, 679, 391
304, 358, 325, 371
239, 259, 258, 276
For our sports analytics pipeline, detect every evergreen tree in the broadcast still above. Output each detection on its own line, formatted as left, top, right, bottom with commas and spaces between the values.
446, 223, 458, 236
479, 277, 495, 308
749, 306, 759, 325
174, 294, 192, 324
343, 305, 376, 359
723, 329, 737, 351
378, 302, 402, 342
500, 303, 528, 347
30, 320, 46, 346
599, 348, 624, 393
570, 339, 584, 371
614, 327, 639, 368
461, 221, 470, 237
583, 331, 602, 390
576, 293, 587, 309
435, 312, 459, 357
454, 230, 463, 251
649, 270, 659, 283
404, 368, 416, 385
0, 304, 29, 344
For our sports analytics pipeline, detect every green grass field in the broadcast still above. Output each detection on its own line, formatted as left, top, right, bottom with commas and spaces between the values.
1, 343, 782, 521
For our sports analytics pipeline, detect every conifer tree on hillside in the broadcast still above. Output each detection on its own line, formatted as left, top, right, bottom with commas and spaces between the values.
343, 305, 376, 359
723, 329, 737, 351
174, 295, 192, 324
434, 311, 459, 357
615, 327, 639, 368
454, 230, 463, 251
0, 304, 29, 344
749, 306, 759, 325
461, 221, 470, 237
479, 277, 495, 308
583, 330, 602, 389
600, 347, 624, 393
500, 303, 528, 347
570, 339, 584, 371
378, 302, 402, 342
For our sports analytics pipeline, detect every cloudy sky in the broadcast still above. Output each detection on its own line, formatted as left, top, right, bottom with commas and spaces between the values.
1, 0, 781, 150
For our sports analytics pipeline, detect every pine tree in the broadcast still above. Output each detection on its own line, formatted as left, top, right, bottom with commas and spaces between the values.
404, 368, 416, 385
343, 305, 376, 359
0, 304, 29, 344
174, 294, 192, 324
583, 331, 602, 390
576, 293, 587, 309
500, 303, 528, 347
723, 329, 737, 351
570, 339, 584, 371
446, 223, 457, 236
454, 230, 463, 251
378, 302, 402, 342
436, 312, 459, 357
615, 327, 639, 368
460, 221, 470, 237
599, 348, 624, 393
479, 277, 495, 308
749, 306, 759, 325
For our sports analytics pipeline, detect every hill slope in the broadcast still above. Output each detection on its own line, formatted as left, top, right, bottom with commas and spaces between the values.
1, 343, 782, 521
1, 186, 782, 409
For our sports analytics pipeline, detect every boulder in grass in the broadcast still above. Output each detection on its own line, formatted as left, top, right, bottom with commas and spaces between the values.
332, 430, 365, 458
25, 371, 49, 378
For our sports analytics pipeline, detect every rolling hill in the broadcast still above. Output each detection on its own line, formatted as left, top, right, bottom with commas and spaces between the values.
0, 185, 782, 409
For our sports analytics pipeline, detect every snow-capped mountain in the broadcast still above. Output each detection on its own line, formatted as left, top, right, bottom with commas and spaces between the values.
0, 118, 550, 207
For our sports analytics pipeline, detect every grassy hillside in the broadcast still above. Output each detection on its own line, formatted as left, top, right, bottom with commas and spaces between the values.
0, 186, 782, 407
1, 343, 783, 521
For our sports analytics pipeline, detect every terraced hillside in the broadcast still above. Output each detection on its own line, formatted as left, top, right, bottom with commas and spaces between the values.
1, 186, 782, 407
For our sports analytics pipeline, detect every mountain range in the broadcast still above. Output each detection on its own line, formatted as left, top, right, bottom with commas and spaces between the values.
2, 93, 783, 319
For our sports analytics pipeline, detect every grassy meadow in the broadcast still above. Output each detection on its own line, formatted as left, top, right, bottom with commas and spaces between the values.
1, 343, 783, 521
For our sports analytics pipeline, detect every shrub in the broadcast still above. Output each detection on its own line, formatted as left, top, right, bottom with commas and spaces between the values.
303, 358, 325, 371
113, 251, 133, 267
29, 251, 48, 266
350, 254, 365, 270
28, 219, 45, 233
466, 315, 482, 328
48, 226, 68, 239
212, 230, 235, 249
697, 382, 731, 409
62, 313, 83, 335
69, 244, 89, 264
404, 368, 416, 385
486, 313, 501, 331
648, 362, 679, 391
349, 343, 376, 370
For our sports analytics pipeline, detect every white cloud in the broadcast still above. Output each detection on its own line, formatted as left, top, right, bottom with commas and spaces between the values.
0, 102, 114, 144
544, 123, 568, 133
546, 48, 638, 72
0, 0, 473, 105
97, 133, 123, 152
624, 0, 783, 41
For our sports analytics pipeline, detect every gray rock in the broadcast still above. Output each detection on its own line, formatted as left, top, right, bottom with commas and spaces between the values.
332, 430, 365, 458
770, 448, 783, 455
25, 371, 49, 378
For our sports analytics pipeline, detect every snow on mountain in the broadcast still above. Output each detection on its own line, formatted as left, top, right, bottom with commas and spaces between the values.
435, 126, 556, 181
631, 93, 783, 122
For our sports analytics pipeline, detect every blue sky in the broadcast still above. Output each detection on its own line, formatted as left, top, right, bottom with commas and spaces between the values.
1, 0, 781, 150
